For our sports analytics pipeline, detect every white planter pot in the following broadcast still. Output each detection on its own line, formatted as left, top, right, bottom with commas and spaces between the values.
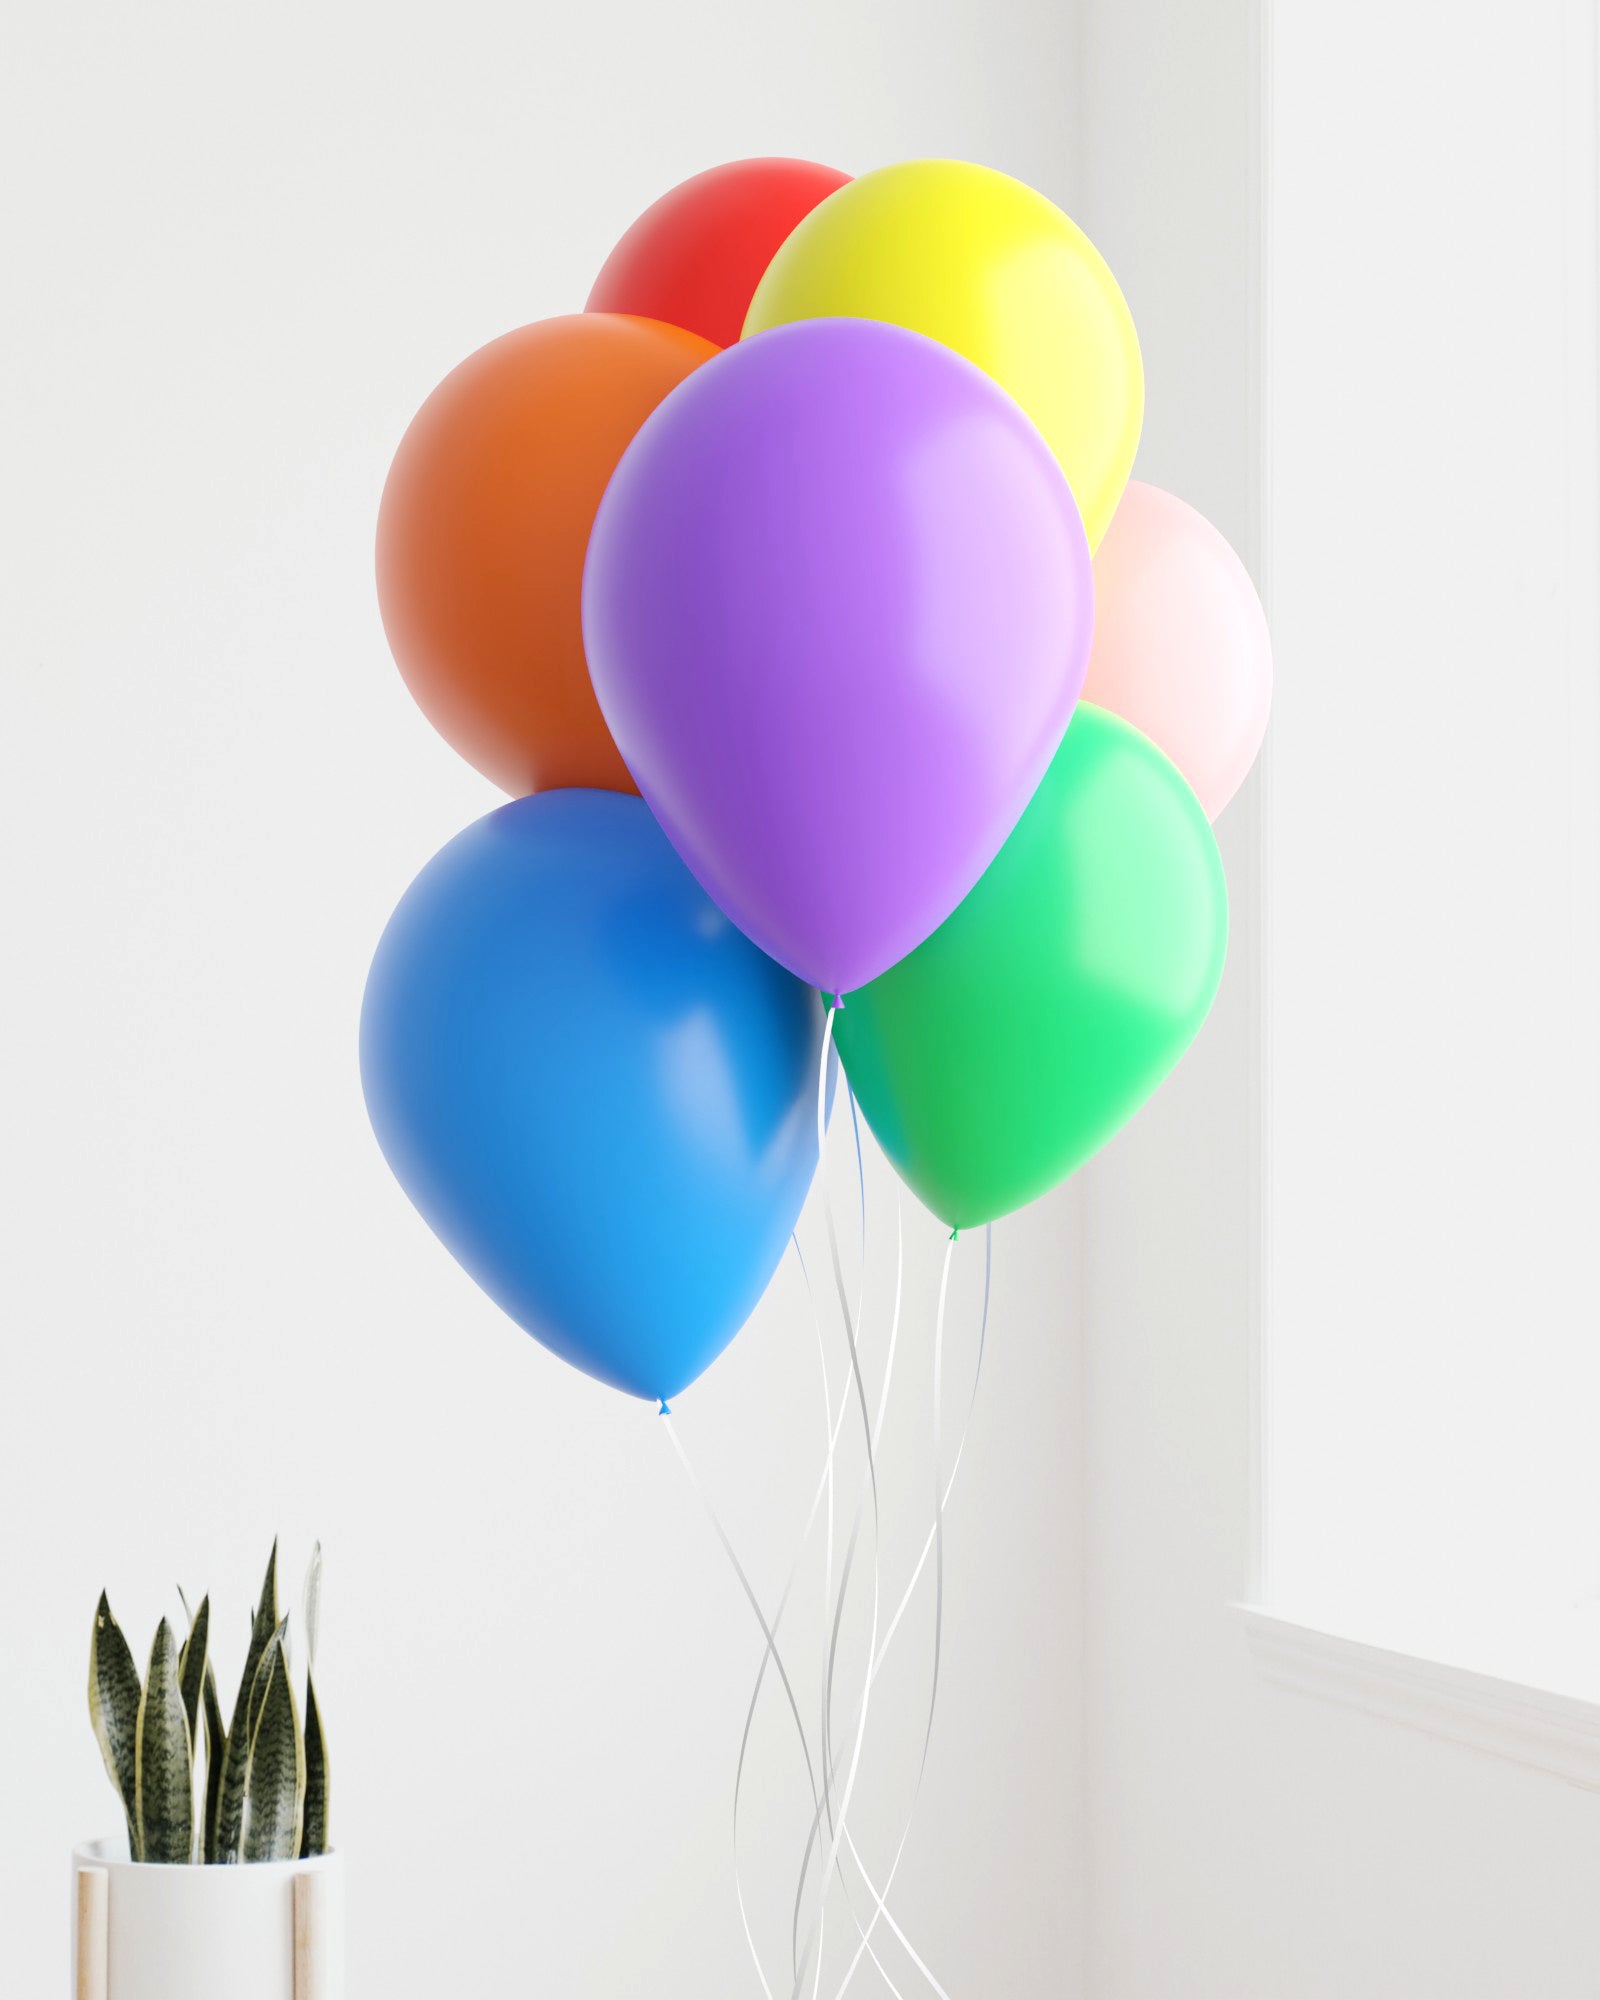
71, 1838, 344, 2000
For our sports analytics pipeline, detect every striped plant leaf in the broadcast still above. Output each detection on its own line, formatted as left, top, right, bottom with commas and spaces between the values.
212, 1540, 280, 1864
247, 1617, 289, 1746
241, 1635, 305, 1862
134, 1619, 194, 1865
178, 1589, 225, 1863
90, 1538, 329, 1870
300, 1667, 329, 1857
201, 1659, 227, 1865
88, 1593, 142, 1859
177, 1594, 210, 1749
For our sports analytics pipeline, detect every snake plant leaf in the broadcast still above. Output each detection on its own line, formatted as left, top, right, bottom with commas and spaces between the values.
301, 1542, 323, 1674
134, 1619, 194, 1865
300, 1667, 329, 1857
241, 1634, 305, 1863
201, 1659, 227, 1865
247, 1617, 289, 1745
177, 1595, 210, 1748
88, 1593, 142, 1859
213, 1540, 280, 1864
91, 1540, 328, 1871
177, 1586, 220, 1856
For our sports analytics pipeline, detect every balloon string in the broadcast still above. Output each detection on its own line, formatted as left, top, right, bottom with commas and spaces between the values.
790, 1005, 884, 2000
816, 1085, 894, 1876
798, 1062, 993, 1998
809, 1008, 844, 1996
814, 1206, 913, 1995
792, 1233, 836, 1664
847, 1084, 868, 1318
840, 1077, 868, 1652
792, 1224, 904, 1998
667, 1003, 986, 2000
660, 1407, 819, 2000
799, 1222, 991, 1999
797, 1222, 990, 2000
824, 1084, 867, 1741
840, 1233, 958, 2000
832, 1225, 990, 2000
817, 1006, 877, 1492
716, 1058, 899, 1999
868, 1226, 989, 1682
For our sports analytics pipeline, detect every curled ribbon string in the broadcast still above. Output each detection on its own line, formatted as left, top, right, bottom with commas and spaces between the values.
828, 1162, 910, 1995
723, 1075, 900, 1998
823, 1083, 869, 1783
665, 1000, 990, 2000
814, 1217, 925, 1998
833, 1226, 990, 2000
790, 1004, 884, 2000
798, 1145, 995, 1994
660, 1408, 820, 2000
799, 1237, 905, 1998
829, 1082, 868, 1768
833, 1235, 958, 2000
796, 1221, 991, 1998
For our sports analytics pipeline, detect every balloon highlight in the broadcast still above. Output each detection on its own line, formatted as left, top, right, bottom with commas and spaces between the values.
584, 316, 1094, 995
834, 708, 1228, 1226
745, 158, 1142, 548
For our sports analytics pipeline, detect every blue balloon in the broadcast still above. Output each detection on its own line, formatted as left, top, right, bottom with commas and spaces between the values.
360, 790, 825, 1401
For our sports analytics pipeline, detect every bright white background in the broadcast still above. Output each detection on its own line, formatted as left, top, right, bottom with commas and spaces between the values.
0, 4, 1086, 1995
8, 1, 1600, 1997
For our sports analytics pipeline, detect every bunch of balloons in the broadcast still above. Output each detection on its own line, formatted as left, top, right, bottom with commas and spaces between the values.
361, 156, 1271, 1405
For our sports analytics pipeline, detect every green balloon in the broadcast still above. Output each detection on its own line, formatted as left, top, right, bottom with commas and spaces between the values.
835, 705, 1228, 1226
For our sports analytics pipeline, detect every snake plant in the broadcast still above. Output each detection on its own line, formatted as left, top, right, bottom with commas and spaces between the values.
89, 1540, 331, 1864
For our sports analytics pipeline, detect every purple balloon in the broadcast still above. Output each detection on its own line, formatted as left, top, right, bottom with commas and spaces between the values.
582, 317, 1094, 995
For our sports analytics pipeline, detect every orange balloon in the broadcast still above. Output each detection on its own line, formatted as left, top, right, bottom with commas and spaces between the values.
377, 313, 717, 795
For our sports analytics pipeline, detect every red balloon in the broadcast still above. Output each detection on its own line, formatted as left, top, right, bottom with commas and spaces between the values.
587, 157, 851, 351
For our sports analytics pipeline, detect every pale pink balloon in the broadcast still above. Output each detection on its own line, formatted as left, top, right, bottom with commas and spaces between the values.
1084, 480, 1272, 819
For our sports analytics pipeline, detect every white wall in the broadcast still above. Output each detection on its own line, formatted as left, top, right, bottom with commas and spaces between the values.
1261, 0, 1600, 1695
0, 6, 1087, 1996
1076, 0, 1600, 1994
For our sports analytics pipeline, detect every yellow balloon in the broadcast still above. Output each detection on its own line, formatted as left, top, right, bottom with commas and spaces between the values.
744, 160, 1142, 550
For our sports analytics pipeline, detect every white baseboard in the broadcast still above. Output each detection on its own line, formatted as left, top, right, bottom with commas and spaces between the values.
1237, 1604, 1600, 1792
